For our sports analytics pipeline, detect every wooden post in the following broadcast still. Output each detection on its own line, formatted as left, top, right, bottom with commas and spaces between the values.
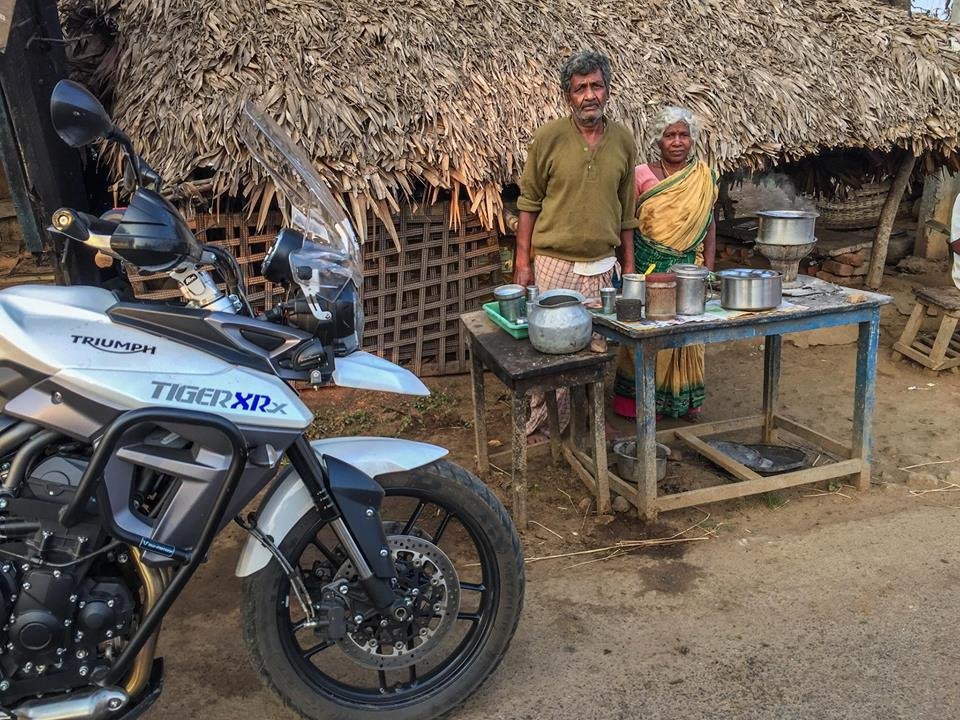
510, 392, 529, 528
468, 341, 489, 479
0, 0, 97, 284
762, 335, 782, 443
866, 150, 917, 289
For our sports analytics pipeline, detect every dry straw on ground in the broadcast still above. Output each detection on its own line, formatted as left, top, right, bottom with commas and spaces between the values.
60, 1, 960, 239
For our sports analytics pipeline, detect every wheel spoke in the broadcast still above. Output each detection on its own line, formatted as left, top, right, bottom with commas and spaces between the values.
457, 611, 481, 623
377, 669, 388, 692
303, 640, 332, 660
432, 512, 452, 543
408, 663, 418, 684
312, 538, 340, 567
460, 582, 485, 593
402, 501, 425, 534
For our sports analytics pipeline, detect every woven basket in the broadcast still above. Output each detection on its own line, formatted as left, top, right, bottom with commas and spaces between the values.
815, 182, 901, 231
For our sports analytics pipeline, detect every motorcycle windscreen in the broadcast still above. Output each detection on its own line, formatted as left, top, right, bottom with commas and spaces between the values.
331, 351, 429, 396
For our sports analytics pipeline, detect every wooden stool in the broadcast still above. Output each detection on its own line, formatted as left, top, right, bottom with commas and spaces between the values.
892, 286, 960, 372
460, 311, 613, 528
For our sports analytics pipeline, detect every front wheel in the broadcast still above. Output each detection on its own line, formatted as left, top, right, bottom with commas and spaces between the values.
242, 459, 524, 720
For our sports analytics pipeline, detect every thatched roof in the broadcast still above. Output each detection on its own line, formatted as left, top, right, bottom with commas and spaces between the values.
61, 0, 960, 238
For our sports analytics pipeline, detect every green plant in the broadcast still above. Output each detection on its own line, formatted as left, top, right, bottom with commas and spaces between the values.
762, 491, 788, 510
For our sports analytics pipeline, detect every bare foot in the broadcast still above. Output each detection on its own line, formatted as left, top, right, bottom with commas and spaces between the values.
526, 430, 549, 446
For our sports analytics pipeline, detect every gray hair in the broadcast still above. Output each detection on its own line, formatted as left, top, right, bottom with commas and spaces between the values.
651, 106, 701, 144
559, 50, 612, 94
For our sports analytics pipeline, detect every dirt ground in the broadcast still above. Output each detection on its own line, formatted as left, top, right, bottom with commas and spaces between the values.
150, 265, 960, 720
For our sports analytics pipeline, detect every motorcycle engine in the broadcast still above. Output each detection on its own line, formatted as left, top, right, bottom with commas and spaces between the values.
0, 454, 137, 703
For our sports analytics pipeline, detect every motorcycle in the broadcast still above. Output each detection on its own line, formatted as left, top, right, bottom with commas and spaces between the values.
0, 80, 523, 720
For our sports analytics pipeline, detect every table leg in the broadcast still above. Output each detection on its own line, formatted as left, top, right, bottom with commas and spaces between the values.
762, 335, 782, 443
633, 341, 658, 521
511, 391, 529, 528
469, 341, 489, 479
852, 314, 880, 491
545, 389, 562, 465
587, 381, 611, 513
570, 386, 587, 451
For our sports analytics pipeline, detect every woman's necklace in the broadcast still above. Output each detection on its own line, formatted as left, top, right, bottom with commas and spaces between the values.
659, 158, 685, 178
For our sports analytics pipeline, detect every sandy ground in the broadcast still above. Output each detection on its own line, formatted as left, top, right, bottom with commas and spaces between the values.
149, 267, 960, 720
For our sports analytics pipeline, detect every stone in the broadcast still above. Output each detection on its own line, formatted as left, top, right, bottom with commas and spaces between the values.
611, 495, 631, 513
593, 514, 616, 526
905, 471, 940, 490
577, 497, 593, 514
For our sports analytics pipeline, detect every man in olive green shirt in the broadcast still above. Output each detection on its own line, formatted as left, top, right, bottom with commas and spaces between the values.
514, 50, 637, 439
514, 50, 637, 289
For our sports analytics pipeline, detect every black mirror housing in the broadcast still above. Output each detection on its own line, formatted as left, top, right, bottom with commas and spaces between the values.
49, 79, 115, 148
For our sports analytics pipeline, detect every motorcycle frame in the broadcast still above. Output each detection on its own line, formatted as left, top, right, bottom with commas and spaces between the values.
24, 406, 399, 689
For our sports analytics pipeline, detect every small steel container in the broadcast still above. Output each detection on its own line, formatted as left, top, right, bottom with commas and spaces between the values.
621, 273, 646, 303
600, 287, 617, 314
494, 284, 525, 323
670, 263, 710, 316
525, 285, 540, 317
644, 272, 677, 321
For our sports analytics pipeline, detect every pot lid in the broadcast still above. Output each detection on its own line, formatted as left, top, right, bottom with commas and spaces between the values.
716, 268, 782, 279
756, 209, 819, 219
493, 283, 524, 300
669, 263, 709, 278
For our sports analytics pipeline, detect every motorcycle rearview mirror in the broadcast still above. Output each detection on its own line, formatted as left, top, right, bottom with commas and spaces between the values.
49, 80, 117, 148
122, 156, 163, 192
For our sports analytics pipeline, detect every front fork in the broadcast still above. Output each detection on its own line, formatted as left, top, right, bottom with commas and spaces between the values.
285, 436, 398, 610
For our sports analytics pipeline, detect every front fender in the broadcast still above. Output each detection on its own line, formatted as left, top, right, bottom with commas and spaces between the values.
235, 437, 448, 577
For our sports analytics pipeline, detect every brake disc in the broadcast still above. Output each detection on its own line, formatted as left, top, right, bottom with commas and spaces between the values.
334, 534, 461, 670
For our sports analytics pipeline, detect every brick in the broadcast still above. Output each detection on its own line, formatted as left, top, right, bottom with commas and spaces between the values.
822, 259, 855, 276
817, 270, 865, 288
832, 251, 866, 267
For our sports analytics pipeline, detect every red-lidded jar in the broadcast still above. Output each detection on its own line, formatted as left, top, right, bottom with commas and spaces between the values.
645, 272, 677, 320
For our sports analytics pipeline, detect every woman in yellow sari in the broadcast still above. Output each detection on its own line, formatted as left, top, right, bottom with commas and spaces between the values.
612, 106, 718, 420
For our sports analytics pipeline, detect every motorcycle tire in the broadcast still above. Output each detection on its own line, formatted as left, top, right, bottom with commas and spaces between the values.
241, 459, 524, 720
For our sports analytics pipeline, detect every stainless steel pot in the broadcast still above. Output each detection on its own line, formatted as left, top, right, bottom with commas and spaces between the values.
670, 263, 709, 315
755, 210, 818, 246
717, 269, 783, 311
527, 294, 593, 354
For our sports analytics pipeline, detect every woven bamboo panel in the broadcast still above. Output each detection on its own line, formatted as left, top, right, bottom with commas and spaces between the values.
362, 201, 501, 376
125, 202, 502, 376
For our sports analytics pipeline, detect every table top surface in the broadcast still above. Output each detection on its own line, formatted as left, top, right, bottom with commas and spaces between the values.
461, 311, 613, 382
592, 280, 891, 341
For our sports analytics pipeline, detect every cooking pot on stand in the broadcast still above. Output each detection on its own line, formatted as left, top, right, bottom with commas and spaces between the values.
755, 210, 818, 245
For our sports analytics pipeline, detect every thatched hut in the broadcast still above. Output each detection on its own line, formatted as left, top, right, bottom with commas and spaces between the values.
59, 0, 960, 370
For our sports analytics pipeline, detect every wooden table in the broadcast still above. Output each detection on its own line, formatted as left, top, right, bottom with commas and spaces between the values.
590, 283, 891, 521
461, 311, 613, 527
